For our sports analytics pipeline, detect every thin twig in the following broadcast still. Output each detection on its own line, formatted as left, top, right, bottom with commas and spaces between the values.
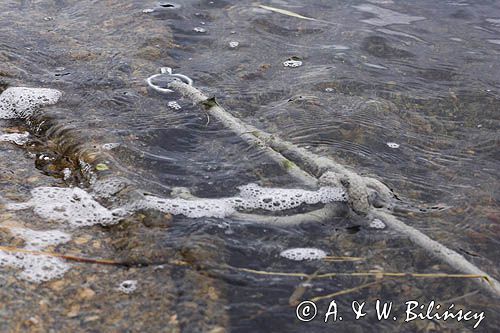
236, 267, 490, 284
440, 290, 480, 304
289, 269, 321, 306
310, 280, 383, 302
323, 256, 365, 262
0, 245, 188, 268
0, 245, 123, 265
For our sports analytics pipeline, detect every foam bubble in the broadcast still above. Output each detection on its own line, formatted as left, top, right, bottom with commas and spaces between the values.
369, 218, 386, 229
140, 195, 236, 218
6, 183, 346, 227
79, 159, 97, 183
0, 132, 30, 145
118, 280, 138, 294
6, 187, 118, 227
283, 59, 302, 68
386, 142, 400, 149
0, 251, 70, 283
102, 143, 120, 150
193, 27, 207, 33
12, 228, 70, 249
139, 184, 346, 218
0, 87, 62, 119
280, 248, 327, 261
62, 168, 72, 180
9, 227, 71, 250
0, 226, 71, 283
234, 184, 346, 211
167, 101, 181, 110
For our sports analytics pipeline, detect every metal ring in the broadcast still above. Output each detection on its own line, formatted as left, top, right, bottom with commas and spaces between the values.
146, 67, 193, 94
146, 73, 175, 93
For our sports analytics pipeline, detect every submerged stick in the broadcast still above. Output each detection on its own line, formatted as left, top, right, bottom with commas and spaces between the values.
161, 76, 500, 298
372, 210, 500, 295
0, 245, 125, 266
257, 4, 337, 26
289, 269, 320, 306
0, 245, 186, 268
310, 280, 383, 302
258, 4, 319, 22
237, 267, 490, 281
323, 256, 365, 262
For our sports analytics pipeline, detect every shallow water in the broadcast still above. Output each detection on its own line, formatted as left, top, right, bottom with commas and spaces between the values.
0, 0, 499, 332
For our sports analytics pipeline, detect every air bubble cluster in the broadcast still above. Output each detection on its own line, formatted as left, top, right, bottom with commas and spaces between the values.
102, 143, 120, 150
6, 187, 118, 227
234, 184, 346, 211
0, 87, 62, 119
386, 142, 400, 149
167, 101, 181, 110
9, 228, 71, 250
193, 27, 207, 33
62, 168, 72, 180
0, 252, 70, 283
283, 59, 303, 68
118, 280, 138, 294
280, 248, 327, 261
139, 184, 346, 218
141, 196, 236, 218
369, 218, 386, 229
0, 227, 71, 283
0, 132, 30, 145
6, 183, 346, 225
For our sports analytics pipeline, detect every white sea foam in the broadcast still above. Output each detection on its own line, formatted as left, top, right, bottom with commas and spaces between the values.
386, 142, 400, 149
193, 27, 206, 33
118, 280, 138, 294
0, 251, 70, 283
6, 187, 118, 227
167, 101, 181, 110
369, 218, 386, 229
0, 87, 62, 119
140, 195, 237, 218
102, 142, 120, 150
62, 168, 72, 180
5, 182, 346, 225
0, 227, 71, 283
139, 184, 346, 218
9, 227, 71, 250
280, 248, 327, 261
0, 132, 30, 145
283, 59, 302, 68
234, 184, 346, 211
